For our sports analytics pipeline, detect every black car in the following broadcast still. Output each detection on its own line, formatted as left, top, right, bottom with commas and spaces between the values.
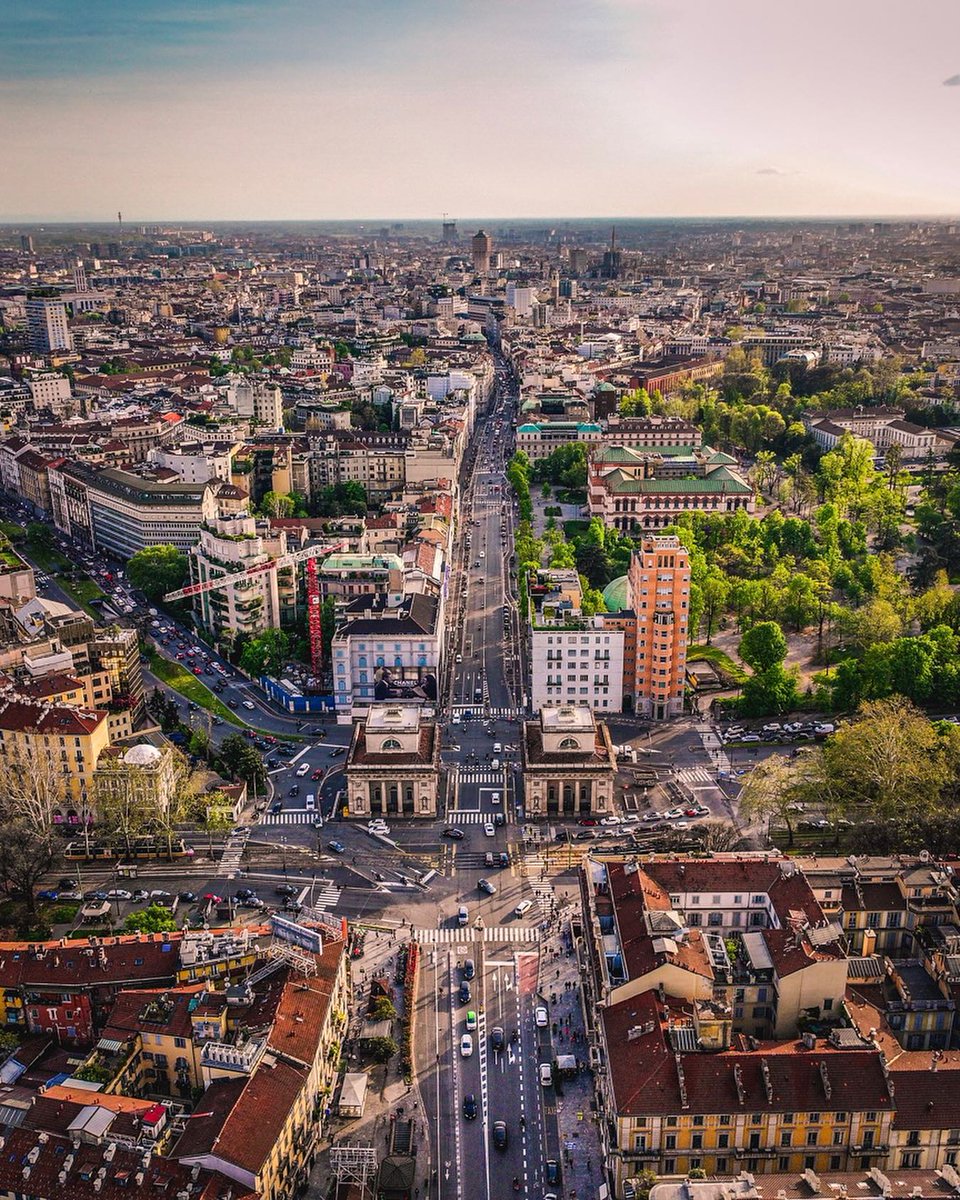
459, 981, 471, 1004
442, 827, 464, 840
275, 883, 297, 896
492, 1121, 508, 1150
288, 784, 300, 797
491, 1026, 504, 1051
462, 1093, 478, 1120
179, 891, 198, 903
83, 890, 108, 901
546, 1160, 561, 1185
329, 746, 345, 757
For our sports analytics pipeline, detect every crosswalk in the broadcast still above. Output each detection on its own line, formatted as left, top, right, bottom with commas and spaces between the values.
220, 829, 250, 879
301, 882, 341, 911
259, 810, 321, 826
412, 925, 540, 945
452, 705, 525, 719
446, 810, 500, 825
678, 766, 718, 787
456, 768, 505, 786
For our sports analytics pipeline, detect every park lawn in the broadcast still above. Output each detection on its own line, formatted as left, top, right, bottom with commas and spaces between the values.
688, 643, 749, 685
0, 521, 25, 541
148, 649, 242, 725
55, 573, 105, 617
27, 544, 72, 573
563, 520, 591, 539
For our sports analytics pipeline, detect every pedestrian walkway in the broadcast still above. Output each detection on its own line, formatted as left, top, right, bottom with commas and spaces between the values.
412, 925, 540, 945
300, 881, 341, 911
219, 828, 249, 879
677, 765, 716, 786
455, 767, 505, 786
259, 809, 320, 826
445, 810, 499, 825
451, 705, 524, 719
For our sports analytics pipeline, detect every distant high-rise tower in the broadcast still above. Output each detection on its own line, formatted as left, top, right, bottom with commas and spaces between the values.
601, 227, 622, 279
471, 229, 493, 275
26, 295, 72, 354
73, 258, 88, 293
20, 235, 34, 254
442, 216, 458, 244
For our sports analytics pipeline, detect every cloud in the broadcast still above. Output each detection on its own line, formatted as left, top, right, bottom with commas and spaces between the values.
944, 74, 960, 86
756, 167, 787, 176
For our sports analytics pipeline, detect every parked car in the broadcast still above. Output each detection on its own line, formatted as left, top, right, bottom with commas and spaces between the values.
462, 1093, 478, 1120
460, 1034, 474, 1058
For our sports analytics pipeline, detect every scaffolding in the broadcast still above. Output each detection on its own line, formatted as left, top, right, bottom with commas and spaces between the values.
329, 1143, 378, 1199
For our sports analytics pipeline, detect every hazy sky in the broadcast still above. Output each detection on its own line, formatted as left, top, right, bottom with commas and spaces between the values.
3, 0, 960, 221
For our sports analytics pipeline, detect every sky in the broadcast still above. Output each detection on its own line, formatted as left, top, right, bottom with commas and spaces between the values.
3, 0, 960, 222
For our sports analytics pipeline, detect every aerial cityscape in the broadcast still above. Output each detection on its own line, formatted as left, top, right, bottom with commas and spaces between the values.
3, 5, 960, 1200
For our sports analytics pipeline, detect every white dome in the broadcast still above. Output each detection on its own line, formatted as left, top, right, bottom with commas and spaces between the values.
123, 744, 163, 767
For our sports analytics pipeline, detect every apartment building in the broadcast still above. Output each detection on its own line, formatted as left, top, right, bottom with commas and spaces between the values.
189, 512, 286, 645
26, 293, 72, 354
0, 697, 110, 805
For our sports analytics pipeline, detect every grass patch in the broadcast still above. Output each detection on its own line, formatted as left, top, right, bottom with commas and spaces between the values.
563, 520, 591, 539
47, 902, 81, 923
27, 545, 71, 573
55, 574, 105, 617
688, 643, 750, 685
0, 521, 25, 541
147, 649, 242, 725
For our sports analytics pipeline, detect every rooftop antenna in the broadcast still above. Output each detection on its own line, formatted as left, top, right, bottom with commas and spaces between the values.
118, 211, 122, 233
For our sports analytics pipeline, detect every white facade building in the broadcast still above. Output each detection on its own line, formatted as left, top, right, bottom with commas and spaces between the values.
531, 618, 625, 714
189, 513, 285, 645
26, 296, 72, 354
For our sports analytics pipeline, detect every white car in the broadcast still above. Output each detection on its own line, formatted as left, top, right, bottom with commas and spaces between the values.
460, 1034, 474, 1058
242, 701, 256, 711
600, 817, 620, 826
483, 822, 496, 837
621, 813, 640, 824
106, 889, 131, 901
493, 742, 502, 754
664, 807, 685, 820
296, 762, 311, 777
535, 1006, 548, 1028
492, 791, 502, 804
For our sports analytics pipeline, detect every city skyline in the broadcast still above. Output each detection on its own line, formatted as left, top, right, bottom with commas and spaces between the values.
4, 0, 960, 222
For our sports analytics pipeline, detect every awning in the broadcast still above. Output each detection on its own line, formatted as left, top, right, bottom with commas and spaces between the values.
96, 1038, 124, 1052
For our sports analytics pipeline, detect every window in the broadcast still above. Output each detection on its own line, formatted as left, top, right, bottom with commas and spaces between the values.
691, 1135, 702, 1150
381, 738, 402, 751
901, 1153, 920, 1169
665, 1134, 677, 1151
779, 1156, 790, 1171
831, 1156, 842, 1171
666, 1117, 678, 1128
717, 1133, 729, 1149
806, 1132, 818, 1146
780, 1133, 792, 1147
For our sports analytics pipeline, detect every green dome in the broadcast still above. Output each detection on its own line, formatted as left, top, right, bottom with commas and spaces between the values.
602, 574, 629, 613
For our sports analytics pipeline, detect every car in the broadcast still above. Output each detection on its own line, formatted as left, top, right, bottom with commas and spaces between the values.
546, 1160, 561, 1186
275, 884, 297, 896
483, 822, 496, 837
288, 784, 300, 797
202, 893, 223, 904
492, 741, 502, 754
741, 733, 761, 743
368, 820, 389, 834
540, 1062, 553, 1087
58, 878, 79, 891
329, 746, 345, 757
104, 888, 132, 901
600, 816, 621, 826
535, 1005, 548, 1027
498, 851, 509, 867
131, 888, 149, 903
492, 1121, 508, 1150
242, 700, 255, 711
641, 811, 663, 824
459, 980, 471, 1004
664, 807, 685, 820
455, 653, 463, 663
490, 758, 500, 769
327, 840, 346, 854
228, 698, 239, 709
460, 1034, 474, 1058
484, 851, 495, 867
36, 888, 59, 902
577, 817, 598, 826
478, 878, 497, 895
179, 891, 197, 903
312, 768, 323, 781
463, 957, 475, 980
442, 827, 464, 839
83, 889, 108, 901
491, 1026, 505, 1051
674, 821, 690, 830
466, 1010, 478, 1030
296, 762, 310, 777
462, 1093, 478, 1120
271, 800, 283, 814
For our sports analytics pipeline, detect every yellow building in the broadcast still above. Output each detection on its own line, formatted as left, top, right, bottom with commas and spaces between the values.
0, 697, 110, 806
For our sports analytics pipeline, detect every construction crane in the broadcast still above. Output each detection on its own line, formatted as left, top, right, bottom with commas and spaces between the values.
163, 541, 344, 679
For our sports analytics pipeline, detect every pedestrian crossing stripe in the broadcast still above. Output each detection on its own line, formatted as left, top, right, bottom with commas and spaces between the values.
445, 810, 500, 825
456, 770, 505, 785
451, 706, 525, 719
259, 811, 320, 826
411, 926, 540, 944
678, 767, 717, 785
301, 884, 341, 911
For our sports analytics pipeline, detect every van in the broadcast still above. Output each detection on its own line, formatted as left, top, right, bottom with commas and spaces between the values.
514, 899, 533, 918
457, 905, 469, 927
305, 794, 316, 811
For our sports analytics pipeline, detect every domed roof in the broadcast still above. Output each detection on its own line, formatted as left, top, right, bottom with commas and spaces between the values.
123, 744, 163, 767
602, 574, 629, 613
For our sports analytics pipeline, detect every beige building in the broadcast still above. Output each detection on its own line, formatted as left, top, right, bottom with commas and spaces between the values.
521, 704, 616, 818
0, 697, 110, 806
345, 703, 441, 819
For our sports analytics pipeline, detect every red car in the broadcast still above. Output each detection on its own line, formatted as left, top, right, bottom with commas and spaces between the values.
312, 769, 323, 781
578, 818, 598, 827
193, 667, 202, 676
203, 893, 223, 904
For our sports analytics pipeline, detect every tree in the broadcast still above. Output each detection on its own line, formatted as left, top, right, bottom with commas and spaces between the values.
200, 806, 234, 860
259, 491, 295, 519
217, 734, 266, 791
0, 820, 58, 914
816, 697, 960, 823
320, 596, 337, 667
127, 545, 188, 602
738, 622, 788, 673
26, 522, 53, 551
148, 687, 181, 733
739, 663, 800, 717
240, 629, 290, 678
738, 756, 806, 847
370, 996, 397, 1021
366, 1036, 398, 1063
124, 904, 178, 933
699, 572, 729, 646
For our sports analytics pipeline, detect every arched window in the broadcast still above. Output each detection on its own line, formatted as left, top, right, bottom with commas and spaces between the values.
358, 655, 367, 667
558, 737, 581, 750
381, 738, 402, 751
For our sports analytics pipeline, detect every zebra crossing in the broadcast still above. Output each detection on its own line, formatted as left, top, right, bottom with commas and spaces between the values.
301, 882, 342, 911
456, 768, 505, 786
678, 766, 720, 787
452, 705, 525, 720
445, 810, 499, 825
412, 925, 540, 945
220, 829, 250, 879
259, 809, 321, 826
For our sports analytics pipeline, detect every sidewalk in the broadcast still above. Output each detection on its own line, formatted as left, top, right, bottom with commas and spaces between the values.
540, 909, 604, 1200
